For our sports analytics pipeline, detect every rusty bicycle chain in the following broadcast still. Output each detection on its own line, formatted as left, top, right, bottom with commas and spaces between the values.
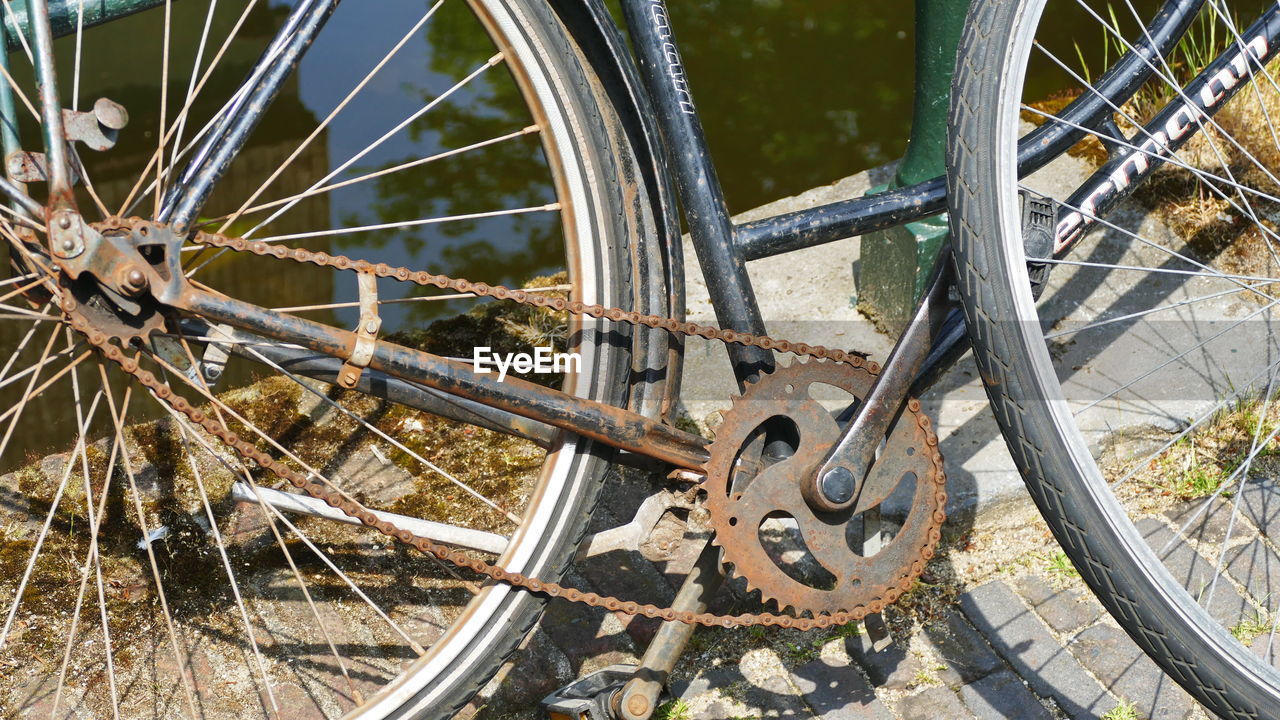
56, 230, 946, 630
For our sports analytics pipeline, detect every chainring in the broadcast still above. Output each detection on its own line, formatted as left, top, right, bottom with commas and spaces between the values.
702, 360, 947, 616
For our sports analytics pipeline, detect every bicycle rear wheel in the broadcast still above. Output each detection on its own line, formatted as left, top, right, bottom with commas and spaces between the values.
0, 1, 671, 718
951, 0, 1280, 717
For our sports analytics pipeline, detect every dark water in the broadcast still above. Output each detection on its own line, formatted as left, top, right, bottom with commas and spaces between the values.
0, 0, 1262, 469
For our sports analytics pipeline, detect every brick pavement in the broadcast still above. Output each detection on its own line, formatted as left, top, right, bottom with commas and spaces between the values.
462, 486, 1280, 720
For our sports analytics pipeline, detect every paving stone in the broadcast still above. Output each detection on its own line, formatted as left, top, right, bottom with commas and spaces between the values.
1068, 624, 1196, 720
671, 666, 745, 700
1225, 538, 1280, 609
1137, 518, 1252, 627
895, 686, 971, 720
1239, 475, 1280, 540
1013, 574, 1058, 607
1015, 575, 1103, 634
1164, 498, 1236, 546
922, 611, 1004, 688
792, 656, 894, 719
958, 669, 1053, 720
1250, 633, 1280, 669
959, 581, 1117, 719
844, 633, 923, 690
741, 674, 812, 717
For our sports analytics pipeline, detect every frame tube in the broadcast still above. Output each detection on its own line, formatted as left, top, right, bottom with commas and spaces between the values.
620, 0, 772, 386
159, 0, 340, 229
174, 287, 711, 469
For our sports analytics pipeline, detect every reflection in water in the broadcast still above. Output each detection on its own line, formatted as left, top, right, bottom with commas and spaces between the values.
0, 0, 1256, 470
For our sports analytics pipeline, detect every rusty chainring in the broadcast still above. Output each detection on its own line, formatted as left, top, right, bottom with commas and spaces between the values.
703, 361, 946, 615
49, 225, 947, 629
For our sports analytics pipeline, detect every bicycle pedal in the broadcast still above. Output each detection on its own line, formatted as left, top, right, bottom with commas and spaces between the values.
1019, 189, 1058, 299
541, 664, 639, 720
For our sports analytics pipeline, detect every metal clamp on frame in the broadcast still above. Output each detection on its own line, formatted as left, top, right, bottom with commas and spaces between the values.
338, 271, 380, 389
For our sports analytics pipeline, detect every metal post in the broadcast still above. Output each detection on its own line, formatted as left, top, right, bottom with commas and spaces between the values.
857, 0, 966, 333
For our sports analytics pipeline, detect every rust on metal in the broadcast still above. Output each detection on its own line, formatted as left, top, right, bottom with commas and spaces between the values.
51, 217, 945, 630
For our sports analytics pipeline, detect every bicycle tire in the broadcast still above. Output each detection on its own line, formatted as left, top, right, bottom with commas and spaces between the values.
0, 0, 673, 718
949, 1, 1280, 718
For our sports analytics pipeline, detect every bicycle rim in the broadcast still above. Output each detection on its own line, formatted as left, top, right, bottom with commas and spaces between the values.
0, 0, 654, 717
951, 0, 1280, 716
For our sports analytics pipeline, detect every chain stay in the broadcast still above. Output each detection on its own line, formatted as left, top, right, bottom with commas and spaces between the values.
61, 230, 944, 631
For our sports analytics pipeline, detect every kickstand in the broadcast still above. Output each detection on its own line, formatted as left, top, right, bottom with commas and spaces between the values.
614, 539, 723, 720
860, 507, 893, 651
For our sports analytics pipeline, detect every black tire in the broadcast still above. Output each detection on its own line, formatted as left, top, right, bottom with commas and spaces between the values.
379, 1, 674, 717
949, 1, 1280, 718
0, 0, 674, 717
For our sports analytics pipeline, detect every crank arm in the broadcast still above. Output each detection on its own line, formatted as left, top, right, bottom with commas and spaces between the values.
806, 244, 956, 513
165, 285, 711, 469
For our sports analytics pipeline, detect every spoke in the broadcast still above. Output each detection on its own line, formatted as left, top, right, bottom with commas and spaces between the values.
68, 145, 112, 219
0, 299, 52, 381
0, 272, 37, 288
238, 53, 505, 240
0, 335, 94, 650
169, 0, 221, 170
223, 126, 539, 223
174, 420, 280, 715
0, 343, 84, 394
0, 55, 39, 122
1082, 1, 1280, 271
140, 345, 393, 532
163, 330, 360, 703
1045, 281, 1277, 340
1074, 297, 1280, 416
1205, 0, 1280, 155
1203, 362, 1280, 607
0, 347, 92, 429
1084, 1, 1280, 200
154, 0, 173, 214
1032, 257, 1280, 284
170, 418, 425, 654
240, 204, 559, 247
270, 282, 570, 313
232, 335, 520, 524
71, 0, 85, 109
51, 343, 105, 716
218, 0, 445, 234
1112, 351, 1280, 488
116, 0, 265, 215
0, 326, 63, 461
241, 481, 363, 707
98, 363, 201, 719
1028, 37, 1280, 270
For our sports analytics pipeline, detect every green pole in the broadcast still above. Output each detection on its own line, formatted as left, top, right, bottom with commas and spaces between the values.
857, 0, 967, 333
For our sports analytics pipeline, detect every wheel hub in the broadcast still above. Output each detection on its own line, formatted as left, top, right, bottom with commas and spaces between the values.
55, 216, 184, 345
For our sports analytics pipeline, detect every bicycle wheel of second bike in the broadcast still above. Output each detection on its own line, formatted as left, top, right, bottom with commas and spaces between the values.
950, 0, 1280, 717
0, 0, 673, 718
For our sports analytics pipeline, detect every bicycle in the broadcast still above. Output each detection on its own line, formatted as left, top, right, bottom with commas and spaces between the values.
0, 0, 1278, 717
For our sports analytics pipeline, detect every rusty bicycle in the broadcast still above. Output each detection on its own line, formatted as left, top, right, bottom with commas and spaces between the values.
1, 0, 1280, 718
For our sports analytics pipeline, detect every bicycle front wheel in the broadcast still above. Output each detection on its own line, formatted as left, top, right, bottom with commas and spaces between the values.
0, 0, 671, 718
951, 0, 1280, 717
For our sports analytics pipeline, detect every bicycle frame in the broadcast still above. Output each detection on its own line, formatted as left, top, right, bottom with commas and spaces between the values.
2, 0, 1261, 478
